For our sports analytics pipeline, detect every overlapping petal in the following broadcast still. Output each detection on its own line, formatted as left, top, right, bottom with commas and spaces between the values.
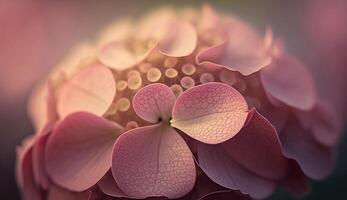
260, 55, 316, 110
57, 65, 116, 118
199, 190, 250, 200
197, 144, 275, 199
295, 102, 341, 146
156, 20, 197, 57
280, 118, 334, 180
112, 124, 196, 199
28, 80, 58, 131
45, 112, 124, 191
32, 125, 54, 190
97, 171, 127, 198
281, 162, 311, 199
197, 16, 272, 76
98, 41, 156, 71
133, 83, 176, 123
47, 185, 89, 200
16, 136, 43, 200
197, 109, 288, 198
139, 9, 197, 57
171, 82, 248, 144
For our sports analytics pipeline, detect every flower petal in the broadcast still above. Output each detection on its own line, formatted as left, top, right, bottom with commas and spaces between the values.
199, 190, 250, 200
295, 102, 341, 146
112, 124, 196, 199
171, 82, 248, 144
157, 20, 197, 57
28, 80, 58, 131
47, 185, 89, 200
282, 162, 311, 199
98, 41, 155, 71
197, 143, 275, 199
222, 109, 288, 179
196, 109, 287, 199
32, 125, 54, 189
133, 83, 176, 123
280, 118, 334, 180
57, 64, 116, 118
16, 136, 43, 200
139, 10, 197, 57
260, 55, 316, 110
197, 17, 271, 76
97, 171, 127, 198
45, 112, 124, 191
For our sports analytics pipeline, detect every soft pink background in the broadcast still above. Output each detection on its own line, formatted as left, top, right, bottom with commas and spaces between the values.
0, 0, 346, 199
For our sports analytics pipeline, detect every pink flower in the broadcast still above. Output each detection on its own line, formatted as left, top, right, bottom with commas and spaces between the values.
17, 5, 341, 200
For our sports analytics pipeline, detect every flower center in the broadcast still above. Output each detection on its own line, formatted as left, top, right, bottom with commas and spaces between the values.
104, 49, 257, 128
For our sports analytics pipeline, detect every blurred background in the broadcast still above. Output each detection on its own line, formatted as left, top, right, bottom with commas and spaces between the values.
0, 0, 346, 199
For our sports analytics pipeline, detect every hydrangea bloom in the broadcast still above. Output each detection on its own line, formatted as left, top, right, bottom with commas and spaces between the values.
17, 5, 342, 200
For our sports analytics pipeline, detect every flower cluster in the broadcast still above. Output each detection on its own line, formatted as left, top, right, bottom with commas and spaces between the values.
17, 5, 341, 200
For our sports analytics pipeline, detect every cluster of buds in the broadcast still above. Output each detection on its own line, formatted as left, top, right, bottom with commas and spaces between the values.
17, 5, 341, 200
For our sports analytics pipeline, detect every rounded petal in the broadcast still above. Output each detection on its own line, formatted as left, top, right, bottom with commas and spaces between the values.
196, 41, 228, 70
112, 124, 196, 199
280, 118, 334, 180
139, 10, 197, 57
171, 82, 248, 144
199, 190, 250, 200
16, 136, 43, 200
57, 64, 116, 118
48, 185, 89, 200
282, 162, 311, 199
295, 102, 341, 146
197, 143, 275, 199
133, 83, 176, 123
32, 125, 54, 189
220, 109, 288, 180
97, 171, 127, 198
45, 112, 124, 191
157, 21, 197, 57
260, 55, 316, 110
197, 18, 272, 76
98, 41, 155, 71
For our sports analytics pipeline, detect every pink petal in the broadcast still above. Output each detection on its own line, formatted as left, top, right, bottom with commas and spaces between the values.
197, 18, 271, 76
257, 98, 289, 132
45, 112, 124, 191
98, 41, 155, 71
196, 109, 288, 199
295, 102, 341, 146
112, 124, 196, 199
260, 54, 317, 110
280, 118, 334, 180
28, 80, 58, 131
133, 83, 176, 123
32, 125, 54, 189
157, 20, 197, 57
222, 109, 288, 179
48, 185, 89, 200
197, 143, 275, 199
139, 11, 197, 57
200, 4, 222, 31
57, 64, 116, 118
196, 41, 228, 70
16, 136, 43, 200
171, 82, 248, 144
199, 190, 250, 200
97, 171, 126, 198
282, 162, 311, 199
